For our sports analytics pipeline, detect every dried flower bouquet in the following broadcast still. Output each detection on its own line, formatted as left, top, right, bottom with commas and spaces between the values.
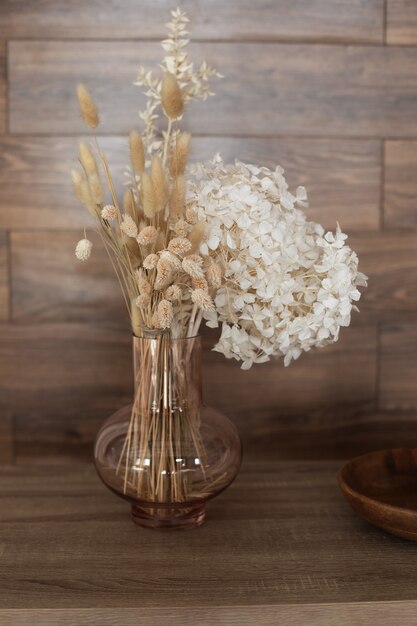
73, 9, 366, 516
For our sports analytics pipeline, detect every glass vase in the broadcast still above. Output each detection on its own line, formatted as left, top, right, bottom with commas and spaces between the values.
94, 333, 242, 530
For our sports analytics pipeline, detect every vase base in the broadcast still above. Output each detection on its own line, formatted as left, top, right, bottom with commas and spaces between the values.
131, 503, 206, 530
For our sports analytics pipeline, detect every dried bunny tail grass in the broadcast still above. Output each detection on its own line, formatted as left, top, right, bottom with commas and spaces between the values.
79, 142, 98, 176
188, 221, 206, 253
71, 169, 97, 216
136, 225, 158, 246
143, 253, 158, 270
155, 257, 174, 290
164, 284, 182, 302
141, 172, 156, 219
157, 299, 174, 329
101, 204, 117, 221
135, 268, 152, 295
185, 207, 198, 225
191, 288, 215, 312
75, 238, 93, 261
123, 189, 138, 221
206, 260, 223, 289
120, 214, 138, 238
170, 131, 191, 177
88, 174, 104, 205
182, 256, 204, 279
151, 155, 168, 212
168, 236, 192, 257
129, 129, 145, 175
169, 175, 186, 219
76, 83, 99, 129
161, 72, 184, 119
192, 276, 209, 291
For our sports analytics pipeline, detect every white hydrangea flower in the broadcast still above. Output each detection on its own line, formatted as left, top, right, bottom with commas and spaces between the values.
187, 157, 367, 369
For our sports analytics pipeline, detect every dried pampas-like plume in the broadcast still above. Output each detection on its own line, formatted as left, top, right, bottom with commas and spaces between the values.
76, 83, 99, 129
123, 189, 138, 221
170, 132, 191, 177
151, 155, 168, 212
79, 142, 98, 176
129, 129, 145, 175
157, 299, 174, 329
169, 175, 186, 218
88, 174, 104, 205
141, 173, 156, 219
161, 72, 184, 119
71, 169, 97, 216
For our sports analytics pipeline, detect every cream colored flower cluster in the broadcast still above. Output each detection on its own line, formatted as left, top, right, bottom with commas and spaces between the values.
188, 157, 367, 369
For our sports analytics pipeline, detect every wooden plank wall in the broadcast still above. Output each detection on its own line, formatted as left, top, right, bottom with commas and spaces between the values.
0, 0, 417, 463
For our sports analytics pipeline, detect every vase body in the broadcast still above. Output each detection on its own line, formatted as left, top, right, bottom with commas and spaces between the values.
94, 334, 242, 529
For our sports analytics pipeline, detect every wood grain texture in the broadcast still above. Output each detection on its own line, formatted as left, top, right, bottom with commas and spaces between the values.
11, 231, 126, 324
0, 324, 132, 460
350, 231, 417, 323
9, 42, 417, 137
387, 0, 417, 44
380, 325, 417, 412
1, 462, 417, 612
384, 141, 417, 227
0, 232, 9, 321
0, 0, 384, 43
0, 42, 5, 134
3, 603, 417, 626
0, 322, 376, 461
339, 447, 417, 541
0, 136, 381, 230
0, 409, 13, 465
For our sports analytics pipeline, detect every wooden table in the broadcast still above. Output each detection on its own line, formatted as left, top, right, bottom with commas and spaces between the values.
1, 461, 417, 625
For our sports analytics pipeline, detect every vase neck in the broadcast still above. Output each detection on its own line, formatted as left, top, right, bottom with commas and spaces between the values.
132, 334, 203, 414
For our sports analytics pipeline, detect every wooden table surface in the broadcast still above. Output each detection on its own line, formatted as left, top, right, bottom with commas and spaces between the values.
1, 461, 417, 625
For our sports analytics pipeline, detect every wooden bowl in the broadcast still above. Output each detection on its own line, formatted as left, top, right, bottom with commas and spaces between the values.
338, 448, 417, 541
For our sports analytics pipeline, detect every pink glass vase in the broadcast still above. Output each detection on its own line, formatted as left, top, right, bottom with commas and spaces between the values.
94, 334, 242, 530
